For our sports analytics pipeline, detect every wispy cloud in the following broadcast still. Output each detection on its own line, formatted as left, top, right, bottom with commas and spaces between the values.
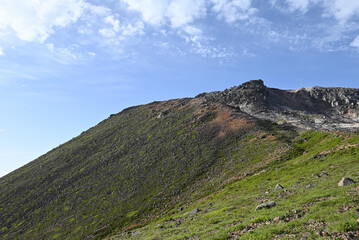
270, 0, 311, 13
210, 0, 257, 23
0, 0, 84, 42
350, 36, 359, 49
0, 0, 359, 61
270, 0, 359, 23
122, 0, 207, 27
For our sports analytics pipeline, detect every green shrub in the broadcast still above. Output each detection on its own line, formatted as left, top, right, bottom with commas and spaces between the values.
250, 216, 270, 224
336, 221, 358, 232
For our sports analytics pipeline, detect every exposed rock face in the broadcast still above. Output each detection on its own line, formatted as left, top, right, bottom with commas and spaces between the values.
197, 80, 359, 131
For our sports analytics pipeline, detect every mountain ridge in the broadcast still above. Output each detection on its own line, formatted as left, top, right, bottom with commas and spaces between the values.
198, 79, 359, 131
0, 80, 358, 240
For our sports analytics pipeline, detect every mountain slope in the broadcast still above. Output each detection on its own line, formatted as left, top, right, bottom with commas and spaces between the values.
0, 80, 358, 240
108, 130, 359, 239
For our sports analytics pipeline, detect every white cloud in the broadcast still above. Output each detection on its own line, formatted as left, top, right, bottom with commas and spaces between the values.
270, 0, 311, 13
271, 0, 359, 22
179, 25, 204, 45
0, 129, 6, 133
0, 0, 84, 42
210, 0, 257, 23
350, 36, 359, 48
122, 0, 206, 27
82, 2, 111, 16
46, 43, 54, 52
167, 0, 206, 27
122, 0, 170, 26
99, 15, 144, 44
183, 26, 203, 37
122, 0, 257, 27
178, 25, 235, 59
0, 46, 4, 56
285, 0, 310, 13
87, 51, 96, 56
104, 16, 120, 32
121, 21, 145, 38
321, 0, 359, 23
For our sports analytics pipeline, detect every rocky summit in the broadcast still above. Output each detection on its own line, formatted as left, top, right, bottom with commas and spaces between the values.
0, 80, 358, 240
198, 79, 359, 131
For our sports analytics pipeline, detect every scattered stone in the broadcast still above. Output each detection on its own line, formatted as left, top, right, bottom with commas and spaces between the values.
355, 208, 359, 217
306, 184, 315, 188
311, 173, 321, 178
178, 207, 183, 212
320, 172, 328, 177
131, 230, 141, 236
302, 232, 311, 238
184, 207, 200, 215
190, 207, 199, 214
274, 184, 283, 191
338, 177, 355, 186
273, 216, 281, 222
255, 201, 276, 211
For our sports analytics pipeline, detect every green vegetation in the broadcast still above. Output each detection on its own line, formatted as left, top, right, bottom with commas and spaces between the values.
106, 130, 359, 239
0, 98, 358, 240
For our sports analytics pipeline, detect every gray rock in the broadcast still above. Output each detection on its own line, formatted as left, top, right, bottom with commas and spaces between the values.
273, 216, 281, 222
196, 80, 359, 131
131, 230, 141, 236
312, 173, 321, 178
320, 172, 328, 177
338, 177, 355, 186
255, 201, 276, 211
189, 207, 199, 214
184, 207, 200, 215
274, 184, 283, 191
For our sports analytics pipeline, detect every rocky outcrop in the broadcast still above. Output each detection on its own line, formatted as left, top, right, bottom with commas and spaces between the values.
338, 178, 355, 186
197, 80, 359, 131
255, 201, 276, 211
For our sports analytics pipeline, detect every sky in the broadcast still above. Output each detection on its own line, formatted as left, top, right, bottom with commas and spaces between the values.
1, 0, 359, 177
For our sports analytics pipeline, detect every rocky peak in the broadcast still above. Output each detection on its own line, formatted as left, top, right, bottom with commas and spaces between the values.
238, 79, 265, 90
197, 80, 359, 131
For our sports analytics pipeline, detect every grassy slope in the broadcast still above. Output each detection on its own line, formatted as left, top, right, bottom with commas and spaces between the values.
0, 98, 264, 239
0, 96, 358, 240
108, 131, 359, 240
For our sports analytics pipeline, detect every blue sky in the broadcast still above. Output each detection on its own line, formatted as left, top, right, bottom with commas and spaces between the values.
1, 0, 359, 177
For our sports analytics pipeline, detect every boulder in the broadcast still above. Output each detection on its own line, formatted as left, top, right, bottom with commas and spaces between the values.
131, 230, 141, 236
189, 207, 199, 214
338, 178, 355, 186
274, 184, 283, 191
255, 201, 276, 211
184, 207, 200, 215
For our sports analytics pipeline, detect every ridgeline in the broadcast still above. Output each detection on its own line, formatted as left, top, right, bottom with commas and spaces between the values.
0, 80, 358, 239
